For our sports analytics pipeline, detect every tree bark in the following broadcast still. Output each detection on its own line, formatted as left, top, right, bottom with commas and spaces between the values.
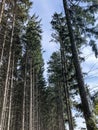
62, 0, 97, 129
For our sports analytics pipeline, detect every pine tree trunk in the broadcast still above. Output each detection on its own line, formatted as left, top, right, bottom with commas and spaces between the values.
34, 72, 37, 130
36, 74, 39, 130
63, 0, 97, 129
0, 4, 16, 129
22, 52, 27, 130
38, 91, 41, 130
30, 58, 33, 130
0, 0, 6, 24
32, 67, 35, 130
7, 54, 14, 130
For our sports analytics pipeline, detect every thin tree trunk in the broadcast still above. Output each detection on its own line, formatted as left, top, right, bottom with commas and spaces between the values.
62, 0, 97, 129
0, 0, 6, 24
0, 5, 16, 130
10, 106, 14, 130
7, 54, 14, 130
36, 74, 39, 130
30, 58, 33, 130
32, 67, 35, 130
22, 52, 27, 130
34, 72, 37, 130
38, 91, 41, 130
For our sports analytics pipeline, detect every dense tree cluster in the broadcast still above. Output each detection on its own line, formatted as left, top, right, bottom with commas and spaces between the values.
0, 1, 46, 130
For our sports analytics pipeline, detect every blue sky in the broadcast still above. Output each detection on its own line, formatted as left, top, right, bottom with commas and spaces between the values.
30, 1, 98, 129
81, 46, 98, 92
30, 0, 63, 78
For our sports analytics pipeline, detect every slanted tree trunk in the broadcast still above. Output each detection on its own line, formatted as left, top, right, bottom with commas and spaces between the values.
62, 0, 97, 129
7, 53, 14, 130
0, 3, 16, 129
0, 0, 6, 24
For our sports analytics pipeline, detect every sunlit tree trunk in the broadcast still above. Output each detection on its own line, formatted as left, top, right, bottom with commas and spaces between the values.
2, 75, 10, 130
0, 0, 6, 24
7, 54, 14, 130
62, 0, 97, 129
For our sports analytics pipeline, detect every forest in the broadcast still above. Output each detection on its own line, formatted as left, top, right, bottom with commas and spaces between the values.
0, 0, 98, 130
